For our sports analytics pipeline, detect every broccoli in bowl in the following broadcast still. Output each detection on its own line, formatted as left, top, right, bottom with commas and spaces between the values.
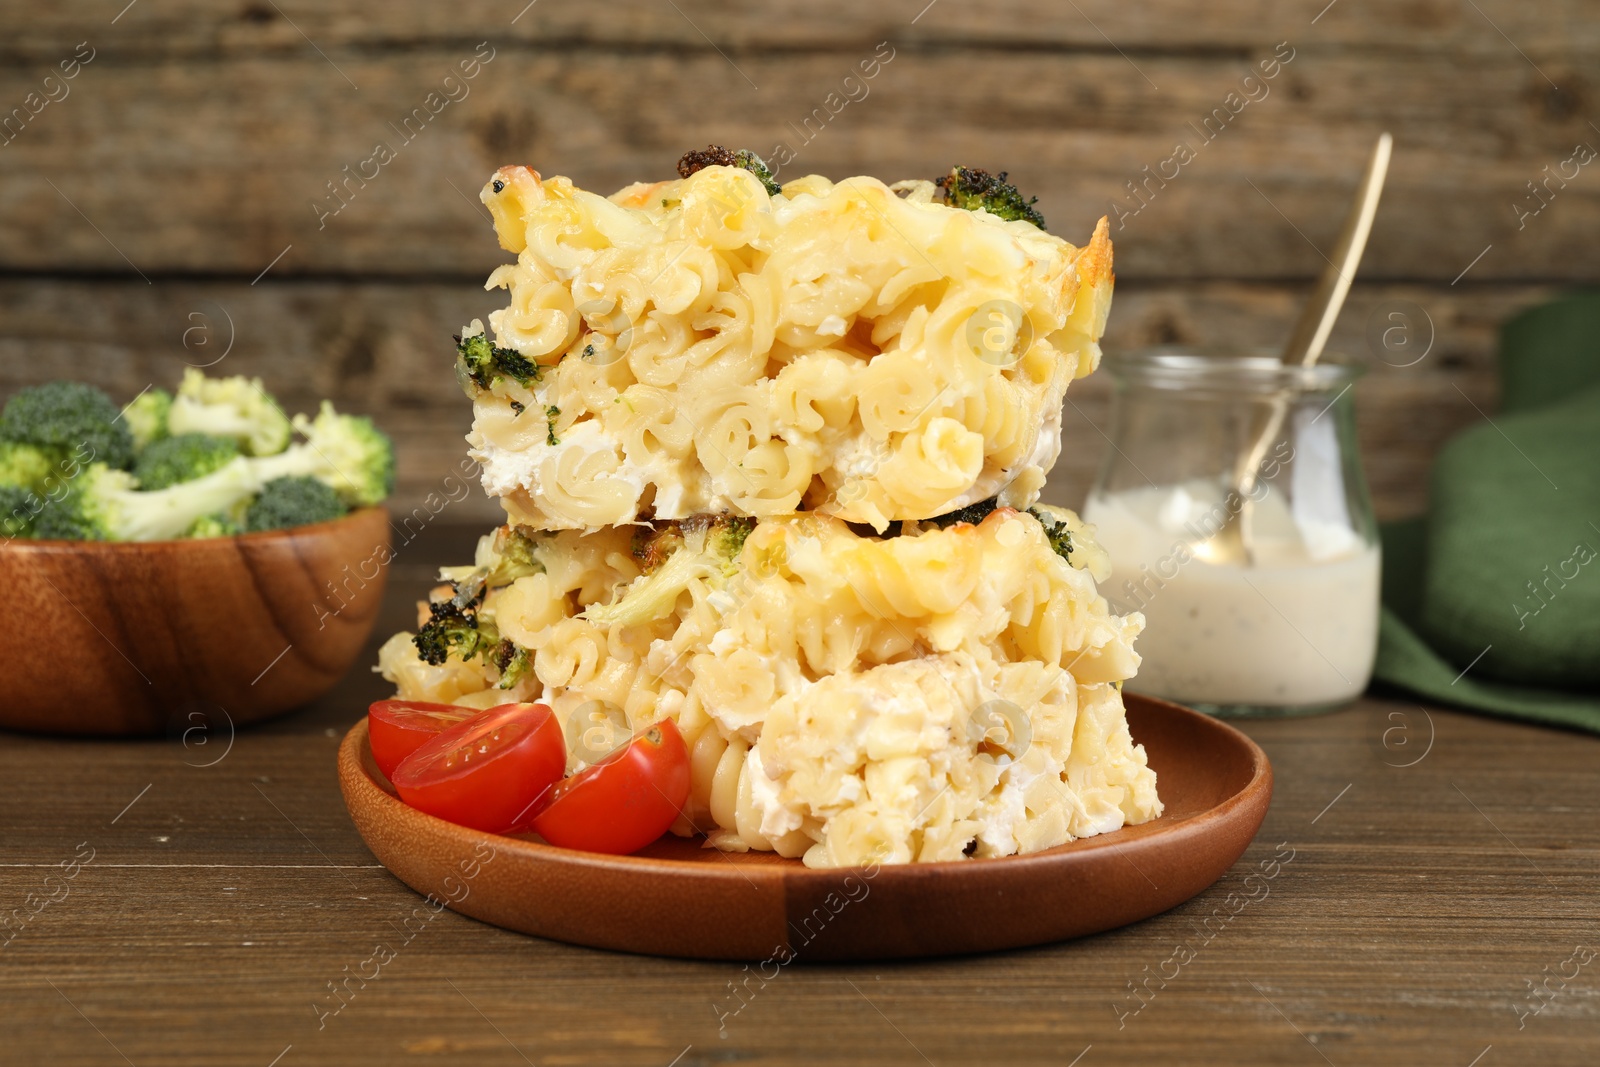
0, 372, 395, 542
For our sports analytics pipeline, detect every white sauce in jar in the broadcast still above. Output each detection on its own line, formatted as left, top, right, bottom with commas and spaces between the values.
1084, 482, 1380, 708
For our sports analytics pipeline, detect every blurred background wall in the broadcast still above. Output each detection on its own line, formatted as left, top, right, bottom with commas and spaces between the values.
3, 1, 1596, 528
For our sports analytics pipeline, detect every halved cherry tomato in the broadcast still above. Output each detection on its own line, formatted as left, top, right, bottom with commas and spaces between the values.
531, 720, 690, 855
391, 703, 567, 834
368, 700, 479, 780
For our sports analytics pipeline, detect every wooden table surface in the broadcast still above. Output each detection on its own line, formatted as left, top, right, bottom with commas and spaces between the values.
3, 523, 1596, 1067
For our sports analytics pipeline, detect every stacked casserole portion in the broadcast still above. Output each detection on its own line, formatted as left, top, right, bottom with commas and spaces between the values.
378, 156, 1161, 868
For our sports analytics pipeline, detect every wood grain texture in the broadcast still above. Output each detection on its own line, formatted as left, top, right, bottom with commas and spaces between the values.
1, 522, 1597, 1065
0, 508, 391, 736
0, 40, 1595, 280
4, 0, 1597, 57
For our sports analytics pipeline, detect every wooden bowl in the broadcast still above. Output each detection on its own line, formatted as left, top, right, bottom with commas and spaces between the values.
339, 693, 1273, 960
0, 508, 391, 736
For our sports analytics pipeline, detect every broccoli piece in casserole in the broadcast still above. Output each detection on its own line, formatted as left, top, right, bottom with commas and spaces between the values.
484, 527, 544, 588
926, 497, 1000, 530
1028, 506, 1074, 563
413, 597, 497, 666
706, 514, 757, 563
490, 639, 532, 690
456, 332, 542, 393
935, 167, 1046, 229
676, 145, 782, 196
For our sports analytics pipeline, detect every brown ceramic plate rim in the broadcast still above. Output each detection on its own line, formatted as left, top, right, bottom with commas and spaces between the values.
340, 694, 1272, 881
4, 506, 388, 552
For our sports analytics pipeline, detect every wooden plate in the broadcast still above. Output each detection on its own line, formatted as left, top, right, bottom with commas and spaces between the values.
338, 693, 1272, 961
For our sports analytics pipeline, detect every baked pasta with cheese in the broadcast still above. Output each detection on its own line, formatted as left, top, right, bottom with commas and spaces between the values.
463, 160, 1113, 532
376, 149, 1158, 868
378, 503, 1161, 868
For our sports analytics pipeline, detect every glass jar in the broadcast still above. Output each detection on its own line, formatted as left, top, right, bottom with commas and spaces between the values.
1081, 348, 1380, 717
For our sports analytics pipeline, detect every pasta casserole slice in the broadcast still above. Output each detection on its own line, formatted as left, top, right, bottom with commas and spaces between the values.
378, 503, 1161, 868
463, 161, 1113, 532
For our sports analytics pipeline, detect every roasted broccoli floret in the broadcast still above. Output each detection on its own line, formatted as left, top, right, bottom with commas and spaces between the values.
935, 167, 1046, 229
250, 401, 394, 508
545, 405, 560, 446
123, 388, 173, 451
631, 523, 685, 576
485, 527, 543, 588
707, 514, 756, 562
168, 369, 292, 456
413, 598, 497, 666
491, 639, 532, 690
34, 460, 257, 542
927, 497, 1000, 530
456, 332, 542, 393
676, 145, 782, 195
245, 475, 348, 532
0, 381, 134, 471
0, 485, 39, 539
1028, 506, 1073, 563
186, 513, 241, 539
133, 433, 241, 491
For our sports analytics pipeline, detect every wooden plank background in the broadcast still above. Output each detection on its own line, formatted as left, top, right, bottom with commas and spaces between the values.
1, 0, 1595, 523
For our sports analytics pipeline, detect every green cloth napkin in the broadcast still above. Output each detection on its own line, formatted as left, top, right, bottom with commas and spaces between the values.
1373, 292, 1600, 732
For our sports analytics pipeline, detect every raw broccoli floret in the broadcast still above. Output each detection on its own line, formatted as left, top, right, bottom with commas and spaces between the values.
34, 460, 257, 542
456, 332, 542, 393
0, 485, 39, 538
186, 513, 241, 539
133, 433, 240, 491
168, 369, 292, 456
676, 145, 782, 195
22, 396, 391, 541
245, 475, 348, 532
935, 167, 1046, 229
1028, 507, 1073, 563
927, 497, 1000, 529
124, 388, 173, 451
413, 598, 497, 666
250, 401, 394, 507
0, 440, 63, 493
0, 381, 134, 471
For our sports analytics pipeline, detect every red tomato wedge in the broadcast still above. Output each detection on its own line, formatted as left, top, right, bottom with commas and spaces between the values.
391, 703, 567, 834
367, 700, 479, 780
531, 720, 690, 855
